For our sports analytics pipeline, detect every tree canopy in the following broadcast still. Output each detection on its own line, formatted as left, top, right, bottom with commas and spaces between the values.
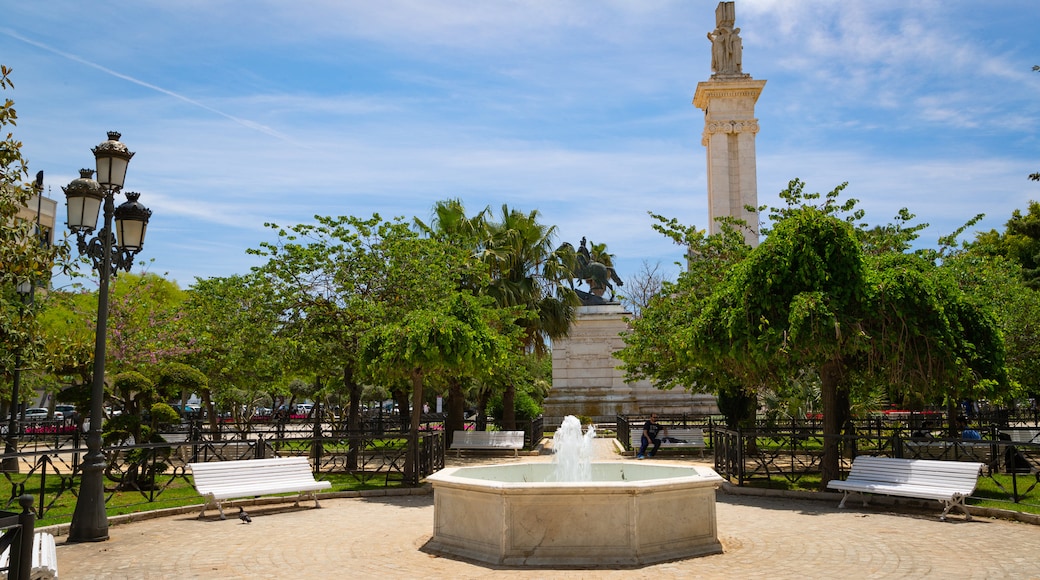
1, 66, 69, 374
621, 180, 1007, 486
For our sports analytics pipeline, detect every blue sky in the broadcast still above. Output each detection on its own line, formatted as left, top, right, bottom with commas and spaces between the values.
3, 1, 1039, 290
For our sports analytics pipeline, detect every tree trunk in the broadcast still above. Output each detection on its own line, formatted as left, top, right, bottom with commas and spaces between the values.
343, 368, 362, 470
445, 378, 465, 447
502, 382, 516, 430
476, 389, 489, 431
945, 399, 958, 438
202, 389, 219, 441
819, 358, 844, 489
407, 370, 424, 483
394, 387, 410, 431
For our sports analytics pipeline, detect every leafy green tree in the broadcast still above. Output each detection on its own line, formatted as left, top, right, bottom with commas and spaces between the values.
938, 251, 1038, 404
179, 274, 285, 426
973, 201, 1040, 289
362, 291, 515, 478
414, 199, 492, 438
617, 213, 753, 427
107, 371, 157, 444
623, 180, 1006, 486
0, 66, 69, 376
37, 289, 107, 426
697, 185, 1004, 485
960, 202, 1040, 402
251, 216, 437, 445
156, 361, 208, 422
416, 201, 578, 431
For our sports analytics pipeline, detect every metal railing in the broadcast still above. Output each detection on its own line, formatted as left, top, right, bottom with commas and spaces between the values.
0, 428, 447, 522
0, 495, 35, 580
616, 415, 718, 451
713, 426, 1040, 507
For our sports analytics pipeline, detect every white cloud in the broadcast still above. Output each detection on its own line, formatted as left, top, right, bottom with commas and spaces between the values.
6, 0, 1040, 289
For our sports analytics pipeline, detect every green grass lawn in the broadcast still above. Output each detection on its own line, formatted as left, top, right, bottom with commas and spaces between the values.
3, 471, 406, 528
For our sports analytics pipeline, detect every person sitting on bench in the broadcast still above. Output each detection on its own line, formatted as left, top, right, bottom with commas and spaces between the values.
638, 414, 666, 459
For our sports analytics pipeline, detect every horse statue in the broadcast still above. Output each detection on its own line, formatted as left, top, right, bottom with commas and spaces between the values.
557, 237, 624, 300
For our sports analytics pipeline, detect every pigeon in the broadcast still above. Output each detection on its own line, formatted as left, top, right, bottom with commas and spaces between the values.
238, 507, 252, 524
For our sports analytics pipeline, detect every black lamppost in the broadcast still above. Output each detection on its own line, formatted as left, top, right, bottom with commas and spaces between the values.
64, 132, 152, 543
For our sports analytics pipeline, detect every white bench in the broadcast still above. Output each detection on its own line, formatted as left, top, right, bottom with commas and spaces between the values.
630, 427, 707, 456
449, 431, 525, 457
188, 457, 331, 520
0, 531, 57, 580
1004, 429, 1040, 444
826, 456, 984, 521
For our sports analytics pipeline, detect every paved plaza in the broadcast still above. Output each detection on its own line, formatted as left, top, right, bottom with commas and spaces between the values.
53, 440, 1040, 579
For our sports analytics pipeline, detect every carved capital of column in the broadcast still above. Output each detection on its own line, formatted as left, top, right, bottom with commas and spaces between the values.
701, 119, 759, 145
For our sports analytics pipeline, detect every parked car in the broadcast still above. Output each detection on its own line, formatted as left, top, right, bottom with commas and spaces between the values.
23, 408, 61, 421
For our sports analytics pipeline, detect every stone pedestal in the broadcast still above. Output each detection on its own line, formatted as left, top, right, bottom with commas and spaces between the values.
693, 77, 766, 246
545, 304, 717, 423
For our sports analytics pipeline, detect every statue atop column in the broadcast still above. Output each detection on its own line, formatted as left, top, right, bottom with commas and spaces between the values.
707, 2, 749, 79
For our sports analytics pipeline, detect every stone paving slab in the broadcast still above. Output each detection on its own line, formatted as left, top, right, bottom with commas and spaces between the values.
53, 439, 1040, 579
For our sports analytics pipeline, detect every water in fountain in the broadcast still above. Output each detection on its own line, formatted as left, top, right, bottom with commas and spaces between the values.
551, 415, 596, 481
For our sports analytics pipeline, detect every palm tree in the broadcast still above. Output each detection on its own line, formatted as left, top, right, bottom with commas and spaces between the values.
484, 205, 579, 428
416, 201, 579, 431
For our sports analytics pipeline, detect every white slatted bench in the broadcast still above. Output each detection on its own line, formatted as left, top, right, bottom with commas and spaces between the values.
1005, 429, 1040, 444
826, 456, 983, 521
188, 457, 331, 520
630, 427, 707, 456
0, 531, 57, 580
450, 431, 525, 457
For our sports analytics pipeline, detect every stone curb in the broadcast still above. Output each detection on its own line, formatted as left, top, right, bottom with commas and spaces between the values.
40, 485, 434, 539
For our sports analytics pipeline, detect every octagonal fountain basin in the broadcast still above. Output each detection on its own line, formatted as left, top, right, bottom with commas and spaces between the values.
425, 462, 724, 567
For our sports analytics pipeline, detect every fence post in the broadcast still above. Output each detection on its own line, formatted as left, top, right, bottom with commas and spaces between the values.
12, 494, 34, 580
736, 427, 745, 486
311, 404, 323, 465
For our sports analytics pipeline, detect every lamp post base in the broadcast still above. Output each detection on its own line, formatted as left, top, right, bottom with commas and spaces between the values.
67, 452, 109, 543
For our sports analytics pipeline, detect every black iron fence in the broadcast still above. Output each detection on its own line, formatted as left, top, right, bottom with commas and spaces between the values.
713, 426, 1040, 507
0, 410, 549, 524
0, 495, 35, 580
616, 414, 718, 451
0, 427, 447, 523
180, 414, 544, 449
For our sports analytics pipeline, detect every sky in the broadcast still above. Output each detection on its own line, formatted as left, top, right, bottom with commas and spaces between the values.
3, 1, 1039, 291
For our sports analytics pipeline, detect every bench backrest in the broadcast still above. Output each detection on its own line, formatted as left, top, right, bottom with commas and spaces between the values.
847, 456, 983, 491
188, 457, 316, 491
630, 427, 704, 446
1004, 430, 1040, 444
451, 430, 524, 447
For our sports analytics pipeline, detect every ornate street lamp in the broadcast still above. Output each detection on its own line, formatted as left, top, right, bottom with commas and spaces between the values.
65, 132, 152, 543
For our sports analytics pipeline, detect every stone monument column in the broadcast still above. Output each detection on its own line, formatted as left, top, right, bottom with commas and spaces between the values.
693, 2, 765, 246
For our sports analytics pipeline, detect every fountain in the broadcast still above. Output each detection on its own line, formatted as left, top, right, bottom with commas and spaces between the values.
551, 415, 596, 481
425, 416, 724, 566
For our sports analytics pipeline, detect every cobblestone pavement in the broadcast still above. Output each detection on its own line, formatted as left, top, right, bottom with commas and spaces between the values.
55, 440, 1040, 579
